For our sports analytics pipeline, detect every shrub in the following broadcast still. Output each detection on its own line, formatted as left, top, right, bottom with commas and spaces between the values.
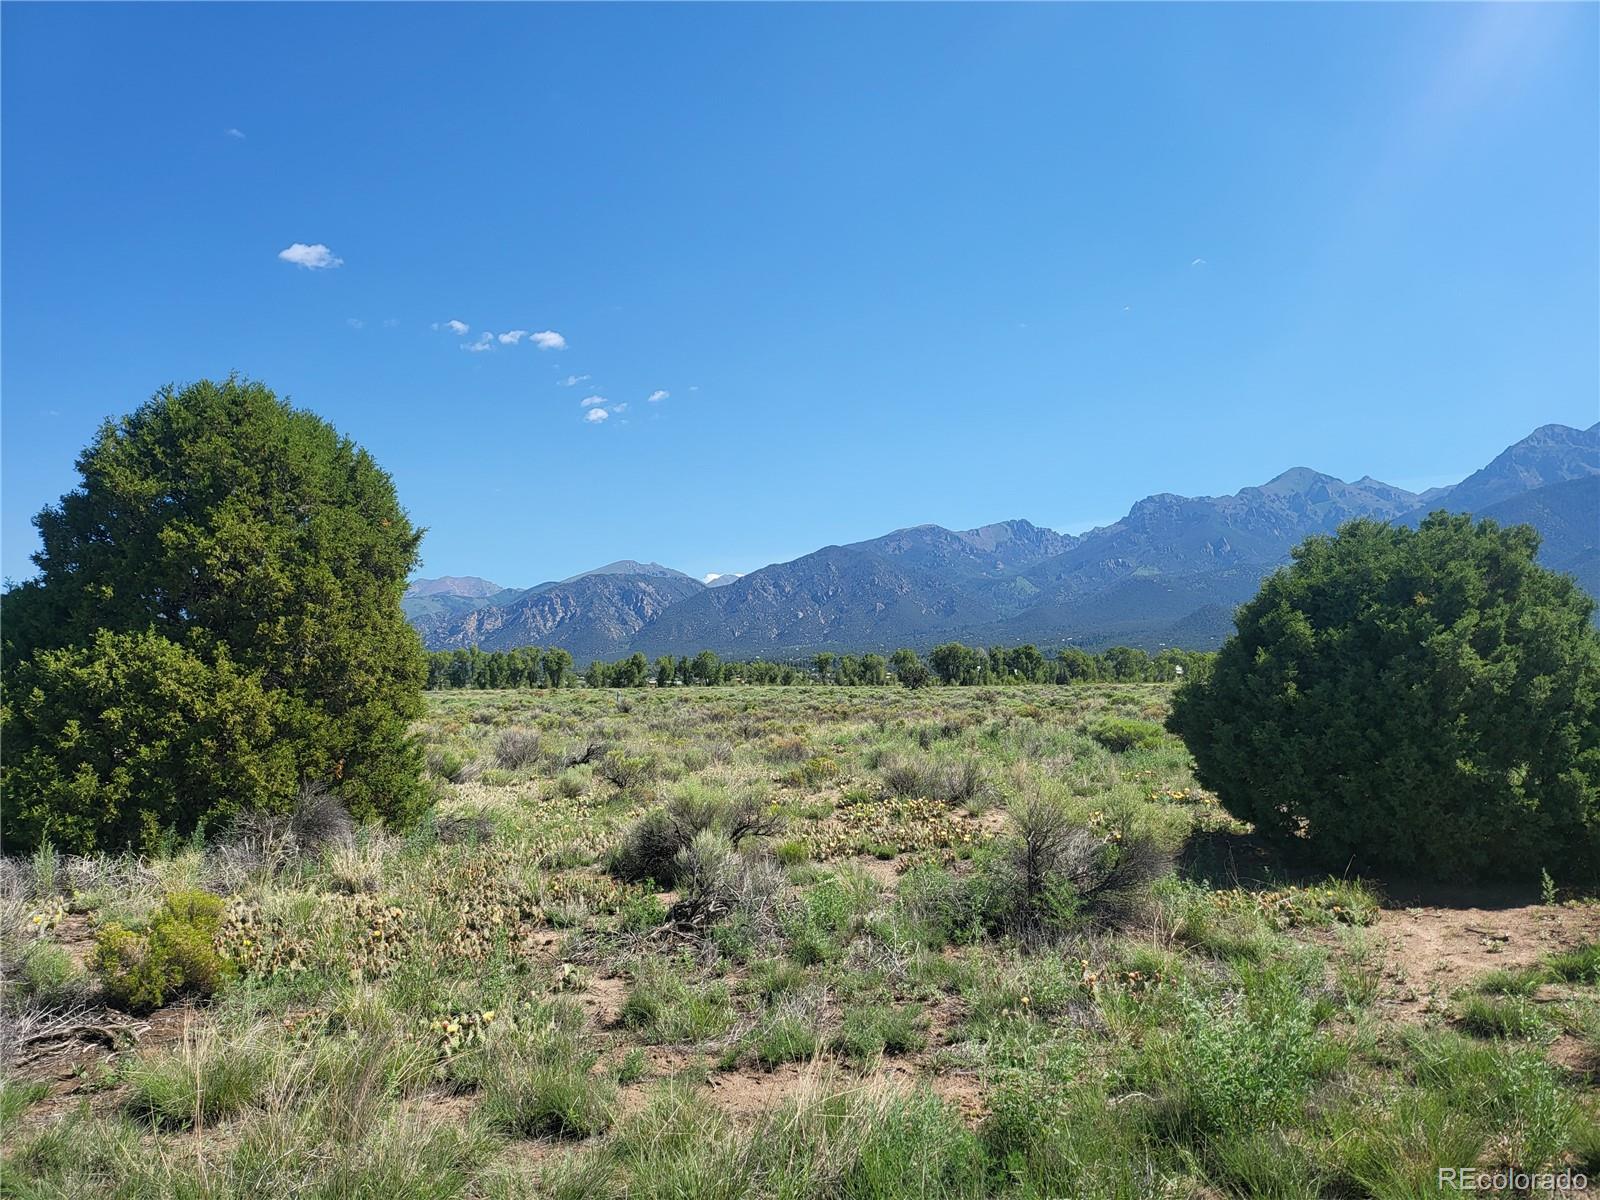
598, 749, 657, 791
974, 797, 1169, 945
1086, 717, 1164, 753
1, 377, 428, 853
91, 889, 232, 1013
880, 754, 990, 805
493, 728, 542, 769
610, 788, 781, 887
669, 830, 786, 932
1168, 514, 1600, 880
1168, 976, 1328, 1137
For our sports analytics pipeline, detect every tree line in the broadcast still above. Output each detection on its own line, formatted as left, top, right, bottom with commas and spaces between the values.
424, 642, 1218, 690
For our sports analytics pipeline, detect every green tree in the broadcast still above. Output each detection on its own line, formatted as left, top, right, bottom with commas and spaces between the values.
890, 648, 932, 690
1168, 515, 1600, 881
812, 652, 836, 684
541, 648, 573, 689
1007, 644, 1047, 682
1054, 647, 1098, 682
929, 642, 972, 685
655, 656, 676, 688
689, 650, 722, 685
1100, 646, 1150, 682
1, 377, 426, 852
859, 653, 888, 685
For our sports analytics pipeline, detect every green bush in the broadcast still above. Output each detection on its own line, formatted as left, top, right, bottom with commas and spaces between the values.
1169, 975, 1328, 1137
91, 889, 232, 1013
1168, 514, 1600, 880
1, 377, 428, 853
1086, 717, 1164, 753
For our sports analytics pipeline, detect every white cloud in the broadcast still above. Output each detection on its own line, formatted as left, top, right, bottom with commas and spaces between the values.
558, 374, 590, 387
1190, 257, 1207, 267
464, 332, 495, 353
580, 394, 607, 408
443, 319, 469, 335
225, 127, 246, 139
530, 330, 566, 351
277, 242, 343, 270
647, 389, 669, 403
613, 402, 628, 414
497, 330, 530, 345
383, 318, 400, 328
585, 407, 609, 423
346, 317, 365, 329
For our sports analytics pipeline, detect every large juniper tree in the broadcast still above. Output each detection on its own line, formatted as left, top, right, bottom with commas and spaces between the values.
1168, 514, 1600, 881
2, 377, 428, 851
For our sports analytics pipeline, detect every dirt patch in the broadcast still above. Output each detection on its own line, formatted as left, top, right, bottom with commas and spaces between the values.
843, 855, 900, 889
52, 914, 98, 971
577, 974, 631, 1028
1366, 902, 1600, 1023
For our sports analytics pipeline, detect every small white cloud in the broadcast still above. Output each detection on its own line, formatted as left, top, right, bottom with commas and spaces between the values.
530, 330, 566, 351
346, 317, 365, 329
688, 385, 700, 392
647, 389, 669, 403
225, 127, 246, 139
438, 319, 468, 336
579, 394, 608, 408
464, 332, 495, 353
277, 242, 342, 270
558, 374, 590, 387
613, 402, 628, 414
383, 318, 400, 328
1190, 257, 1207, 267
584, 407, 609, 423
497, 330, 529, 345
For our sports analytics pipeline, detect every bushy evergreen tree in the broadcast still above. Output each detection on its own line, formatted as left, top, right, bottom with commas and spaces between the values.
2, 377, 427, 851
1168, 514, 1600, 881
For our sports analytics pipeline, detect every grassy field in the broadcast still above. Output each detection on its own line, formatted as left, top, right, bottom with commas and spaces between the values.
4, 684, 1600, 1198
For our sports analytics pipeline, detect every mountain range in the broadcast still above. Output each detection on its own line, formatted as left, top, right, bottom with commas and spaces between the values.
405, 422, 1600, 660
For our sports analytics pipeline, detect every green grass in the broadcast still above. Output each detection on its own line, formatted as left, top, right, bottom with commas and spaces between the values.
5, 683, 1597, 1199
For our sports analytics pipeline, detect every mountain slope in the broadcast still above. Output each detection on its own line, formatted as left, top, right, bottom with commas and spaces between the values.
1017, 469, 1418, 606
847, 519, 1076, 579
1407, 423, 1598, 518
418, 572, 706, 659
405, 576, 506, 599
629, 545, 1001, 657
560, 560, 698, 584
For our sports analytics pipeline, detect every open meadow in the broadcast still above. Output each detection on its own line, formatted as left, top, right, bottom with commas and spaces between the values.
5, 684, 1600, 1197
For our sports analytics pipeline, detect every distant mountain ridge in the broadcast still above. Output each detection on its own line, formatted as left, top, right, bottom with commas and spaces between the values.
404, 576, 504, 599
407, 422, 1599, 658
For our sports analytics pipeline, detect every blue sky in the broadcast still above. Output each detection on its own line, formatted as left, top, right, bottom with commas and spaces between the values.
3, 3, 1596, 586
